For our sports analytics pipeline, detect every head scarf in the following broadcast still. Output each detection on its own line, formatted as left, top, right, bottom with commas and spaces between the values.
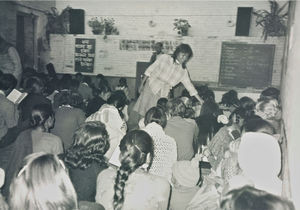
238, 132, 282, 195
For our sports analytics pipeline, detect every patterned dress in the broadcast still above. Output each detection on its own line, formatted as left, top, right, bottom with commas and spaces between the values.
133, 54, 197, 116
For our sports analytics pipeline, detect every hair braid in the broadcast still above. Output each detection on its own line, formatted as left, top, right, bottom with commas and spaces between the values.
112, 130, 154, 210
113, 155, 138, 210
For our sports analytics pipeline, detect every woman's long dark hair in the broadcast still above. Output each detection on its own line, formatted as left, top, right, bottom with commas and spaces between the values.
113, 130, 154, 210
64, 121, 109, 169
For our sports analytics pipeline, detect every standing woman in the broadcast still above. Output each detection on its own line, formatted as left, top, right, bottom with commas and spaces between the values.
134, 43, 203, 117
0, 35, 22, 87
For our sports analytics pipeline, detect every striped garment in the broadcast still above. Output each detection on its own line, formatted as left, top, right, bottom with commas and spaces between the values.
145, 54, 197, 97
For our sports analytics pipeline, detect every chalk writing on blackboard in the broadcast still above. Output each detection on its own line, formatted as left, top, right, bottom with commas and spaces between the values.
74, 38, 96, 73
119, 39, 180, 53
219, 42, 275, 89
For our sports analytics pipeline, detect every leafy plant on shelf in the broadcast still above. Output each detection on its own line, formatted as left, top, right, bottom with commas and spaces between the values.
88, 17, 119, 38
173, 18, 191, 36
253, 0, 289, 41
46, 6, 72, 43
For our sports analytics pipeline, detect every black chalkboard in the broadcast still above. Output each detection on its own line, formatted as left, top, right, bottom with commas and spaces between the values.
219, 42, 275, 89
74, 38, 96, 73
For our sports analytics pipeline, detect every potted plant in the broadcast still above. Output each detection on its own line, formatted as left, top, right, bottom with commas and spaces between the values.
253, 0, 289, 41
88, 17, 104, 35
173, 18, 191, 36
46, 6, 72, 43
88, 17, 119, 38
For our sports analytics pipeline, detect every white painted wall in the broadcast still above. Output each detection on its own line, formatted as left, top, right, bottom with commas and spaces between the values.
281, 1, 300, 209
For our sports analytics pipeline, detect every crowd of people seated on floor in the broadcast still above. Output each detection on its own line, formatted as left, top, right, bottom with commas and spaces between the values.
0, 64, 295, 210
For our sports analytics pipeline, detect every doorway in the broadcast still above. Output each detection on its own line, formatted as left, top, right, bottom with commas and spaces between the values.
16, 12, 37, 69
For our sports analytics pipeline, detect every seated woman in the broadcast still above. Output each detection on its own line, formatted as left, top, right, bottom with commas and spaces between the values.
231, 132, 282, 196
143, 106, 177, 182
204, 96, 256, 171
165, 98, 199, 160
2, 103, 63, 197
9, 152, 78, 210
86, 84, 111, 118
170, 155, 204, 210
255, 97, 281, 133
51, 91, 86, 150
19, 76, 51, 122
63, 121, 110, 202
95, 130, 170, 210
86, 90, 127, 159
219, 89, 240, 119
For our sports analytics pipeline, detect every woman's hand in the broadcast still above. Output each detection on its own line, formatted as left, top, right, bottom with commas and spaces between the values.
194, 94, 204, 105
138, 75, 148, 94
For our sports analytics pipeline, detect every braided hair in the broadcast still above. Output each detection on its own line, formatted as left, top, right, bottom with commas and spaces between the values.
113, 130, 154, 210
64, 121, 109, 170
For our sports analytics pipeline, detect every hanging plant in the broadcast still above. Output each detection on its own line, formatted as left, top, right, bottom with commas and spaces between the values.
173, 18, 191, 36
45, 6, 72, 43
253, 0, 289, 41
88, 17, 119, 38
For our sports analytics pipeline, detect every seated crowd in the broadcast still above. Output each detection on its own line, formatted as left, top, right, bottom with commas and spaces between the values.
0, 66, 295, 210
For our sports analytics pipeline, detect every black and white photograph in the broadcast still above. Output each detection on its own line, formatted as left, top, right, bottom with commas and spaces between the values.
0, 0, 299, 209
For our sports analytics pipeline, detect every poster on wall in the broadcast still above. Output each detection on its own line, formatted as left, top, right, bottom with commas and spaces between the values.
74, 38, 96, 73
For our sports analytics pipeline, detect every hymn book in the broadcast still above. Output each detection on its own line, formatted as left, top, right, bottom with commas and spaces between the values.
7, 89, 28, 104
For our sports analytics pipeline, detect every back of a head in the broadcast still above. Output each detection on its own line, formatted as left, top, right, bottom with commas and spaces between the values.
9, 152, 78, 210
168, 98, 186, 118
64, 121, 109, 169
114, 130, 154, 210
156, 97, 168, 111
238, 132, 281, 194
119, 77, 127, 87
202, 88, 215, 102
59, 74, 72, 90
0, 73, 17, 92
69, 92, 84, 109
25, 76, 44, 94
255, 98, 279, 120
82, 75, 91, 85
240, 96, 256, 112
144, 106, 167, 128
260, 87, 280, 102
30, 103, 54, 128
107, 90, 127, 110
243, 117, 276, 135
221, 186, 295, 210
220, 90, 239, 108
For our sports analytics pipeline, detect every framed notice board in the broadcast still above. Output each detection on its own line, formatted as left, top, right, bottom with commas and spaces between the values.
219, 42, 275, 89
74, 38, 96, 73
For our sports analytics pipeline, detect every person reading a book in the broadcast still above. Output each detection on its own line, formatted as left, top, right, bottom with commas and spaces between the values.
0, 73, 19, 141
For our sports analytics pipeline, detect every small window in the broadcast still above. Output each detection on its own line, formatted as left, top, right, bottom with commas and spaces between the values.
235, 7, 253, 36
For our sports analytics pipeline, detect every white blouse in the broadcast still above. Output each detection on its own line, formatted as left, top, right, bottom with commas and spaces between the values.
143, 122, 177, 182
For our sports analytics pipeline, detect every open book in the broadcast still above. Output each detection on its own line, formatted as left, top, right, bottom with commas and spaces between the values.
7, 89, 28, 104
